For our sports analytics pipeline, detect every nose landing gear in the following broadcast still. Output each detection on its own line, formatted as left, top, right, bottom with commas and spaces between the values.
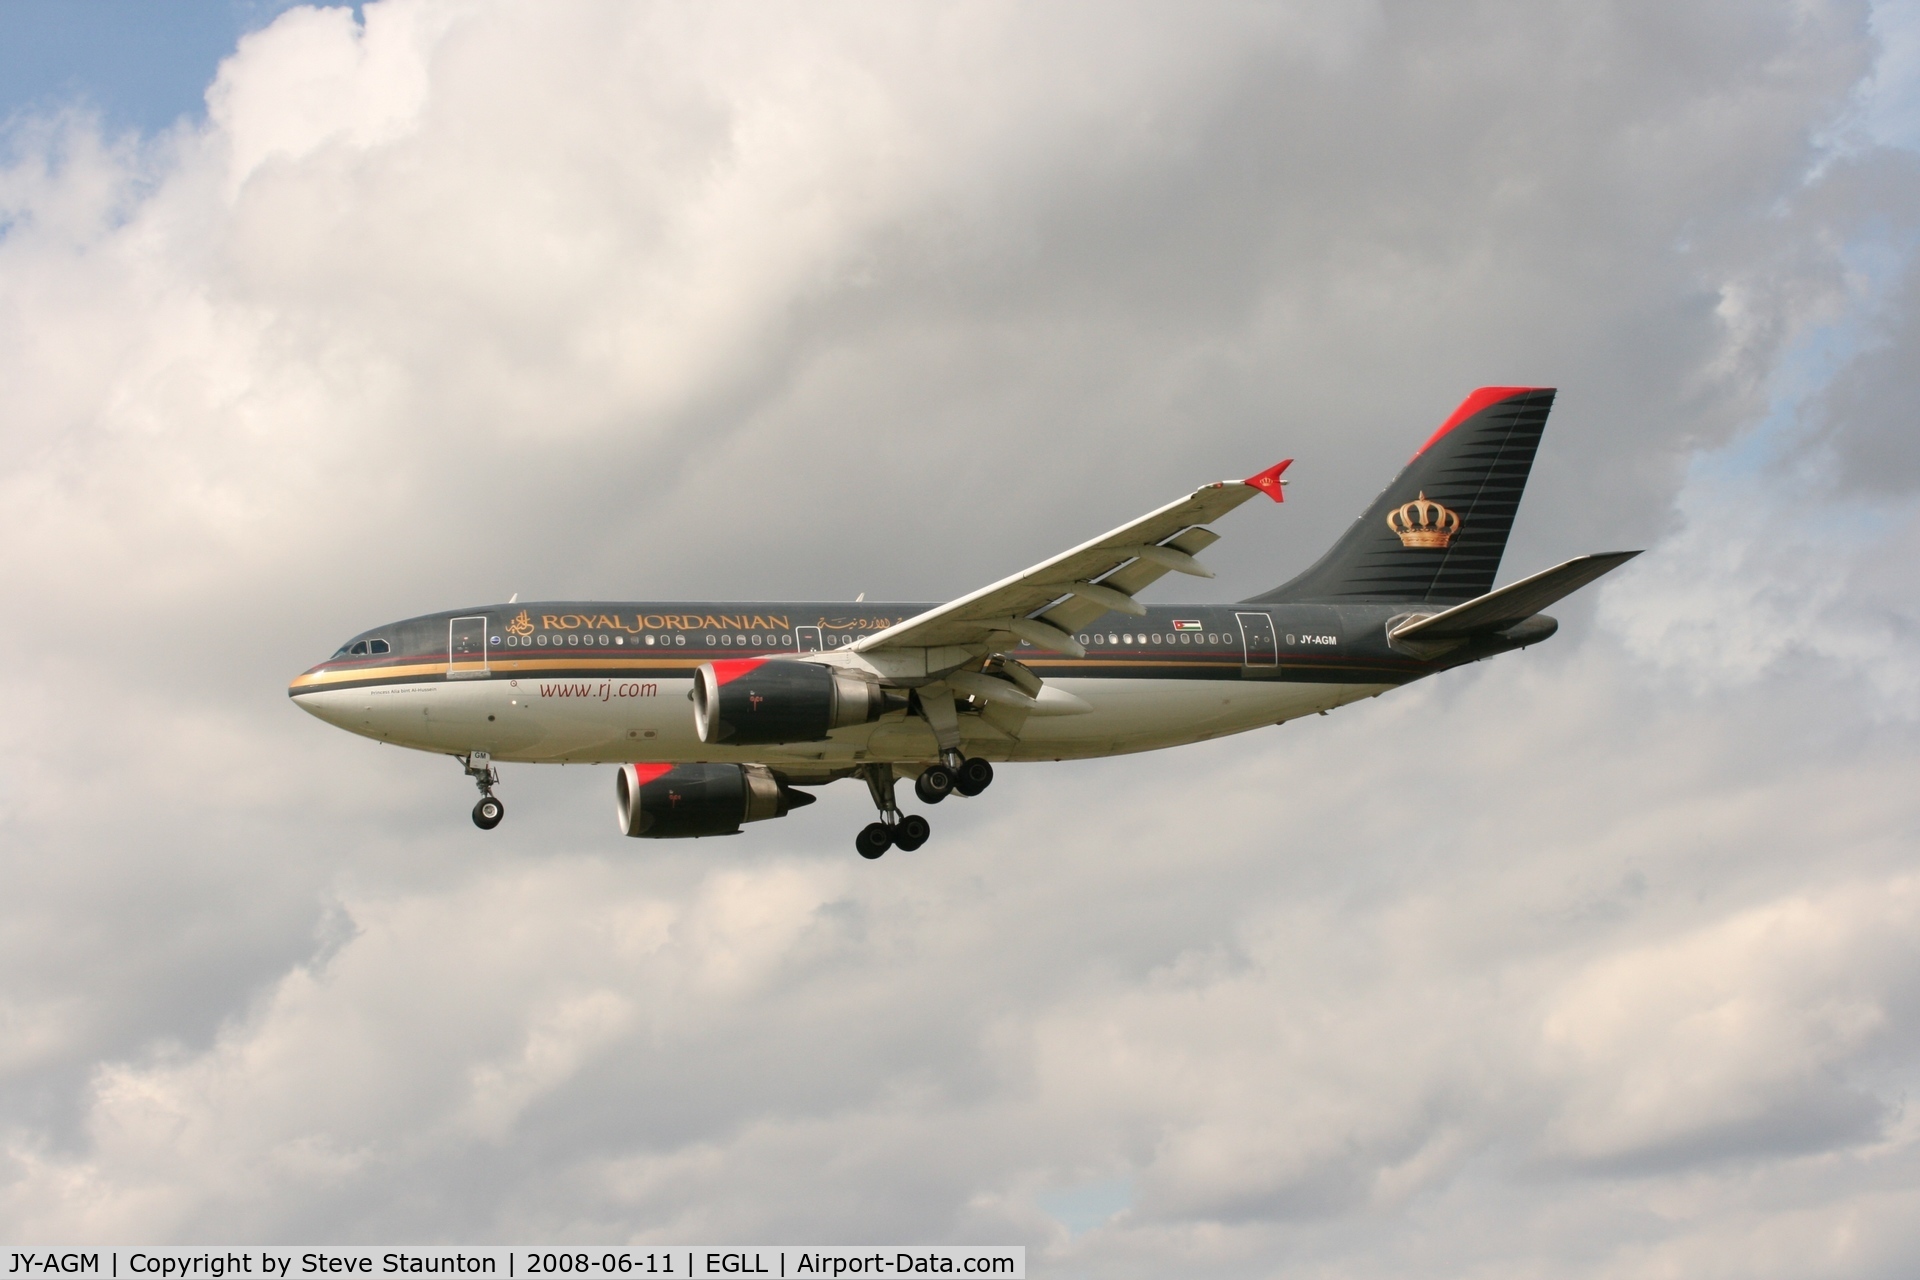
464, 751, 504, 830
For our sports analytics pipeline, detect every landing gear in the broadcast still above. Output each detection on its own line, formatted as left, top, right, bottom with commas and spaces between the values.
915, 765, 954, 805
463, 750, 503, 831
856, 764, 932, 859
920, 756, 992, 802
953, 756, 994, 797
894, 813, 931, 851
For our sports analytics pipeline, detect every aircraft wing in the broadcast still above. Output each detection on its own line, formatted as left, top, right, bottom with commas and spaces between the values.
853, 460, 1292, 656
1388, 550, 1642, 642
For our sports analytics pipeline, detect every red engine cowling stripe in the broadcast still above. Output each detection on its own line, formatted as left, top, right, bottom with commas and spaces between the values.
707, 657, 772, 687
627, 763, 676, 785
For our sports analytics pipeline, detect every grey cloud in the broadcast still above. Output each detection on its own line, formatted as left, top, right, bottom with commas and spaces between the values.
1812, 250, 1920, 493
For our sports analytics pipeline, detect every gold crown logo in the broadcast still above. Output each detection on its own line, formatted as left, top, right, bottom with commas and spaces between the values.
1387, 491, 1460, 548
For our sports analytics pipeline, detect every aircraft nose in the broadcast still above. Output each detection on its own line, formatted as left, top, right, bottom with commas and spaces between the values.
288, 671, 361, 732
292, 694, 348, 727
288, 665, 337, 714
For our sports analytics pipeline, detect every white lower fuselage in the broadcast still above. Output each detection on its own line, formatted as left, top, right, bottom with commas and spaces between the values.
293, 674, 1391, 766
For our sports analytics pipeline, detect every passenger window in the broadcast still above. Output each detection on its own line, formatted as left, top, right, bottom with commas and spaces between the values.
349, 641, 368, 655
369, 639, 390, 655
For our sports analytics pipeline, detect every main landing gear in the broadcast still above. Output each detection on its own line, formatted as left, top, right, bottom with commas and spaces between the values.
914, 754, 993, 804
464, 751, 504, 830
856, 754, 994, 859
857, 765, 934, 859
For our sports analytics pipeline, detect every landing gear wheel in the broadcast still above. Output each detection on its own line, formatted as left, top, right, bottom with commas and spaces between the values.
856, 822, 894, 859
953, 757, 994, 797
472, 796, 504, 830
915, 764, 955, 805
893, 813, 931, 851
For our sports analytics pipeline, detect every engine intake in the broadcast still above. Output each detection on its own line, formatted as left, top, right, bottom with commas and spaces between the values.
692, 658, 889, 745
615, 762, 815, 838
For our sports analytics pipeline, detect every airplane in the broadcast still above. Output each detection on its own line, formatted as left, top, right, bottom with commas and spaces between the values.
289, 387, 1638, 859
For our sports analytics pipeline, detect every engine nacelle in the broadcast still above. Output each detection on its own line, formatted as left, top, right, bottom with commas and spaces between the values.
615, 762, 815, 838
692, 658, 888, 745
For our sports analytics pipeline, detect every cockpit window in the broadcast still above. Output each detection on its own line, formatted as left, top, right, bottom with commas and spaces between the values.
349, 641, 368, 655
369, 639, 390, 655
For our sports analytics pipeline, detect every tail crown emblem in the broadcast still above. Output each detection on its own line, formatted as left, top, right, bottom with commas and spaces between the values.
1387, 491, 1461, 548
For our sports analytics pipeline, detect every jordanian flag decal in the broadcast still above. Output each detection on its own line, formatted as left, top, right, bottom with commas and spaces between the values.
1172, 620, 1203, 632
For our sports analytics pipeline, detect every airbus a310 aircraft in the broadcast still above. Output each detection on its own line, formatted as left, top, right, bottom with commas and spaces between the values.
291, 387, 1637, 858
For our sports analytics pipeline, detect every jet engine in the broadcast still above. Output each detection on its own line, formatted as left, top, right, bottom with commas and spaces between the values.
692, 658, 891, 745
615, 762, 815, 838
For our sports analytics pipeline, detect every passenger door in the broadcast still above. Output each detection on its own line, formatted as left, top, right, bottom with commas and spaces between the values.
794, 626, 824, 653
1235, 611, 1278, 667
448, 615, 491, 679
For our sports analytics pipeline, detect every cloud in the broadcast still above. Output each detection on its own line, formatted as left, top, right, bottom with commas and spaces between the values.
1540, 879, 1916, 1167
4, 0, 1920, 1274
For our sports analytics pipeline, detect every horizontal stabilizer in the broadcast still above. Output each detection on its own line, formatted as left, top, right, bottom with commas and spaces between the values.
1388, 551, 1641, 642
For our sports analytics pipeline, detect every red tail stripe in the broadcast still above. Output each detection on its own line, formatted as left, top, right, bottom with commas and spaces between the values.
1411, 386, 1548, 460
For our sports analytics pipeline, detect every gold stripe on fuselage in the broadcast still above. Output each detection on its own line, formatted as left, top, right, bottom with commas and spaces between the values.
290, 654, 740, 691
289, 652, 1399, 695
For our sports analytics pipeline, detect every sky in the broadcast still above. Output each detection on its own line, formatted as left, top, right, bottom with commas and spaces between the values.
2, 1, 1920, 1274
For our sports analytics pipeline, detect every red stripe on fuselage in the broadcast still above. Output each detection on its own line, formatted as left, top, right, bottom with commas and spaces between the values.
1411, 386, 1547, 460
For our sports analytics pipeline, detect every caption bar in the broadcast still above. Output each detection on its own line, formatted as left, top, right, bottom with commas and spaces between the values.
7, 1252, 1021, 1280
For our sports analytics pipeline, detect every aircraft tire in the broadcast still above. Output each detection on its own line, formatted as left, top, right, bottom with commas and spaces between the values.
953, 757, 994, 797
894, 814, 930, 851
472, 797, 505, 830
915, 765, 955, 805
856, 822, 893, 859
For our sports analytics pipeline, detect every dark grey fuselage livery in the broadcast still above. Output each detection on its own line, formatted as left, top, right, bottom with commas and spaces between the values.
291, 388, 1638, 855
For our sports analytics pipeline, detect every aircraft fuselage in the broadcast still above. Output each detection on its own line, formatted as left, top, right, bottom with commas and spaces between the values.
289, 598, 1539, 769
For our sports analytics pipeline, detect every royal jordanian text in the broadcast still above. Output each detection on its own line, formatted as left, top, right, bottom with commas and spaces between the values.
5, 1251, 1021, 1280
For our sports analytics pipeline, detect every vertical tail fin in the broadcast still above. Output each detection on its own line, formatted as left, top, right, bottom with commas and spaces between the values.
1248, 387, 1556, 605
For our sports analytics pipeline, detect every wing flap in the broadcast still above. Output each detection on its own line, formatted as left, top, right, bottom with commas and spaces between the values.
854, 472, 1284, 654
1037, 523, 1228, 632
1389, 551, 1641, 641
